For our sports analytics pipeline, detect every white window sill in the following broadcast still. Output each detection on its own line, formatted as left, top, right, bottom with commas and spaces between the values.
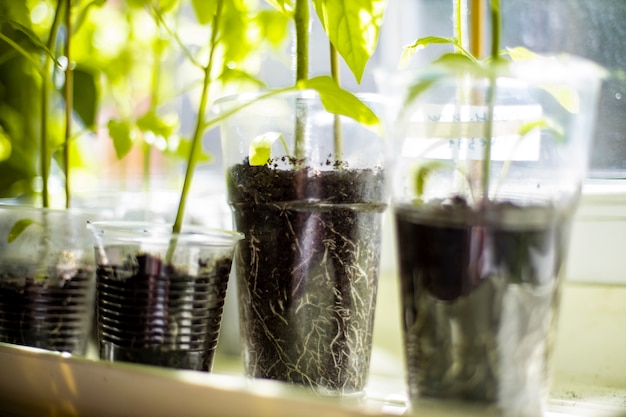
568, 179, 626, 285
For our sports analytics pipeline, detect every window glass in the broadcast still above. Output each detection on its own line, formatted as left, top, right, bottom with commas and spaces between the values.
501, 0, 626, 177
375, 0, 626, 178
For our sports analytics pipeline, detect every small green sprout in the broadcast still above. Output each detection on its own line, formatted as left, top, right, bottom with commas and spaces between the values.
8, 219, 35, 243
249, 132, 290, 166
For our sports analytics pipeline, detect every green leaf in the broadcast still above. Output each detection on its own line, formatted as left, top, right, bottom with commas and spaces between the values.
519, 117, 564, 142
413, 160, 450, 201
312, 0, 386, 83
0, 18, 56, 64
127, 0, 150, 8
248, 132, 289, 166
8, 218, 33, 243
107, 119, 134, 160
136, 110, 179, 139
219, 1, 256, 66
399, 36, 471, 69
502, 46, 538, 61
72, 0, 107, 35
173, 138, 212, 163
432, 53, 486, 73
70, 67, 98, 127
298, 76, 380, 128
0, 127, 11, 162
0, 1, 29, 23
158, 0, 178, 13
191, 0, 217, 25
402, 71, 443, 110
264, 0, 294, 15
256, 10, 290, 47
218, 67, 266, 88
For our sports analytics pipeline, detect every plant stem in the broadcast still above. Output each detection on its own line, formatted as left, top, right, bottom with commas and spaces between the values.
170, 1, 223, 237
453, 0, 464, 48
330, 42, 343, 164
64, 0, 72, 209
293, 0, 309, 160
295, 0, 309, 84
489, 0, 501, 59
465, 0, 484, 198
480, 0, 501, 201
41, 0, 65, 208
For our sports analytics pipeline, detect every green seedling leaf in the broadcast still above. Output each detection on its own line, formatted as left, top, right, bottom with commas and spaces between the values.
249, 132, 289, 166
8, 218, 34, 243
413, 160, 451, 202
399, 36, 475, 69
503, 46, 536, 61
298, 76, 380, 129
191, 0, 217, 24
312, 0, 386, 83
401, 57, 509, 130
494, 116, 566, 197
403, 74, 441, 110
519, 117, 564, 142
107, 119, 134, 160
433, 53, 490, 75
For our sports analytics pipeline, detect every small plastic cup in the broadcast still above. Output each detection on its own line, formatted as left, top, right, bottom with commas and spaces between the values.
0, 205, 99, 354
88, 221, 243, 371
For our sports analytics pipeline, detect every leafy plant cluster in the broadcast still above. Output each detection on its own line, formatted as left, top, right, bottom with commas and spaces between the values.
0, 0, 387, 231
398, 0, 574, 203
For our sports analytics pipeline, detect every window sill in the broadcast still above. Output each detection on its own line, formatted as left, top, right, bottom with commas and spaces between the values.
567, 179, 626, 285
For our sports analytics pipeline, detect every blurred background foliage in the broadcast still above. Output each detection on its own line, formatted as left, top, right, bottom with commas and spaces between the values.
0, 0, 290, 206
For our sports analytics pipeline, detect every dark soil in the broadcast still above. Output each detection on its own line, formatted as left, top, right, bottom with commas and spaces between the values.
0, 269, 95, 354
395, 199, 573, 415
96, 253, 233, 371
227, 162, 386, 395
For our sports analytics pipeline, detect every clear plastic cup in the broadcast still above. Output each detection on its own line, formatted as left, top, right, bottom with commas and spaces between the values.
88, 221, 242, 371
0, 205, 100, 354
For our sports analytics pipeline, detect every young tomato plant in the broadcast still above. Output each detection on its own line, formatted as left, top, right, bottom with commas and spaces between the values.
399, 0, 575, 203
248, 0, 387, 165
0, 0, 101, 208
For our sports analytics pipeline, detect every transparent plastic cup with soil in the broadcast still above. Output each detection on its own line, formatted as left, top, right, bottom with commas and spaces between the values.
389, 47, 604, 416
0, 206, 98, 355
88, 221, 243, 371
219, 91, 387, 396
395, 199, 574, 416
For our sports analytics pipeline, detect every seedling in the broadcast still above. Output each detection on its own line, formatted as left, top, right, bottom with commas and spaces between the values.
249, 0, 386, 166
399, 0, 578, 203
